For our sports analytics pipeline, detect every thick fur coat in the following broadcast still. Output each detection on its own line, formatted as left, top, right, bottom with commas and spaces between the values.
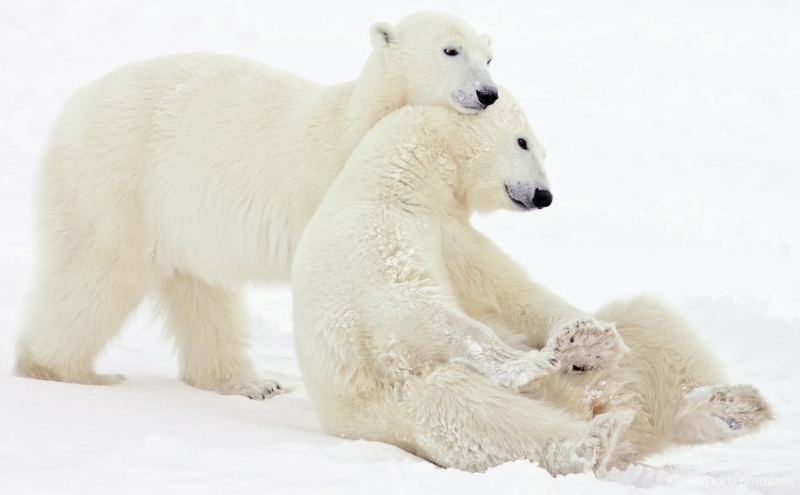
291, 94, 773, 474
16, 12, 497, 397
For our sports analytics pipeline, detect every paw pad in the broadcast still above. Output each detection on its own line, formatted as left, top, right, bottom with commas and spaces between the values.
544, 318, 629, 375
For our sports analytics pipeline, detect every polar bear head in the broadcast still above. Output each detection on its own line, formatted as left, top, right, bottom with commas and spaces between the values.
452, 90, 552, 213
370, 11, 497, 114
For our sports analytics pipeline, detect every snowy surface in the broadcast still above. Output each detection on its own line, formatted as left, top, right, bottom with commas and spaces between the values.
1, 1, 799, 493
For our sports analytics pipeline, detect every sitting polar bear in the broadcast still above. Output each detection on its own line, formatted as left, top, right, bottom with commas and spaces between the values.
291, 92, 773, 474
16, 12, 497, 398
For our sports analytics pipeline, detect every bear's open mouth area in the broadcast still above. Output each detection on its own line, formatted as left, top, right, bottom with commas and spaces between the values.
505, 183, 534, 210
453, 92, 486, 112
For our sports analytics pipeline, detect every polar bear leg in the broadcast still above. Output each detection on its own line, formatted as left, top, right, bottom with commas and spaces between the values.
158, 272, 282, 399
396, 365, 633, 474
16, 256, 148, 385
591, 296, 772, 467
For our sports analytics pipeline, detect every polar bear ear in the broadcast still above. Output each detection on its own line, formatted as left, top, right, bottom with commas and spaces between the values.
370, 21, 398, 49
481, 33, 492, 47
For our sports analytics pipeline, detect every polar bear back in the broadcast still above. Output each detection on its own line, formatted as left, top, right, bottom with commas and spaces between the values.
146, 54, 356, 283
37, 12, 498, 289
42, 53, 358, 284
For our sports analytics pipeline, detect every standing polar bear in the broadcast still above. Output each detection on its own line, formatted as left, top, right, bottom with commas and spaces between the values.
291, 93, 773, 474
16, 12, 498, 398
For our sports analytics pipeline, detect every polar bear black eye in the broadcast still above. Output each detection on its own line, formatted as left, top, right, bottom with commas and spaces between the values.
487, 58, 492, 65
518, 138, 528, 150
444, 48, 459, 56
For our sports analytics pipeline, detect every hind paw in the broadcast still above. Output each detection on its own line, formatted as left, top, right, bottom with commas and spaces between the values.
550, 409, 635, 475
673, 384, 773, 444
15, 356, 128, 386
577, 409, 635, 473
703, 384, 773, 435
227, 379, 285, 400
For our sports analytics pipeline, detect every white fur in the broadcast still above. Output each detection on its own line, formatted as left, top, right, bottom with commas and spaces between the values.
15, 12, 496, 397
291, 95, 632, 474
291, 93, 773, 474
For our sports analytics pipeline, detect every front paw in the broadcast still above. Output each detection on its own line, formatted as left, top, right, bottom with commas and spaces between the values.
501, 349, 561, 389
462, 348, 560, 390
545, 318, 629, 374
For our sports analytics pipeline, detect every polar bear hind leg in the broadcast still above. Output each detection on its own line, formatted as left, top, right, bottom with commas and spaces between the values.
592, 296, 772, 467
157, 272, 283, 399
337, 365, 634, 474
16, 249, 149, 385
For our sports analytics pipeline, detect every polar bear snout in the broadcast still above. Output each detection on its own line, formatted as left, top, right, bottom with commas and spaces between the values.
477, 86, 499, 107
454, 86, 497, 112
505, 182, 553, 210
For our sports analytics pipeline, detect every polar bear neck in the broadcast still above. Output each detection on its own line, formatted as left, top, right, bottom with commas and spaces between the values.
345, 51, 408, 146
382, 140, 461, 212
345, 108, 473, 219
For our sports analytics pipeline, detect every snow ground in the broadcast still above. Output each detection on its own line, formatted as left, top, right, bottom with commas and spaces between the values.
1, 1, 799, 493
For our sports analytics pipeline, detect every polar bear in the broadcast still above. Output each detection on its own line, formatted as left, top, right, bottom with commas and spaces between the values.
291, 92, 773, 473
15, 12, 497, 399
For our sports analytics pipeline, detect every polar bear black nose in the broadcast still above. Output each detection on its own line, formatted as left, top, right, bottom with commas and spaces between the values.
477, 87, 499, 106
533, 188, 553, 209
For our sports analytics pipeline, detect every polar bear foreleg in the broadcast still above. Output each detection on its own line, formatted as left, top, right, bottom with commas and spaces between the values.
447, 318, 560, 390
158, 272, 282, 399
445, 229, 585, 349
447, 229, 628, 374
377, 294, 559, 390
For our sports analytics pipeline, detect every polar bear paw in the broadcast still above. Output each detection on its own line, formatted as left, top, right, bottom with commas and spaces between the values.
675, 384, 773, 443
545, 318, 629, 375
15, 355, 129, 386
93, 373, 128, 386
580, 409, 635, 473
462, 348, 559, 390
573, 409, 635, 474
200, 379, 284, 400
507, 349, 561, 389
548, 409, 635, 475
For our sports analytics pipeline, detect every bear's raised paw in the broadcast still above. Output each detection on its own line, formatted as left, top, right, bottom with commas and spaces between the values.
545, 318, 630, 375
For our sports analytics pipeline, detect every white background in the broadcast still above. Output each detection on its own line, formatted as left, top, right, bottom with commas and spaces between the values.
1, 1, 798, 493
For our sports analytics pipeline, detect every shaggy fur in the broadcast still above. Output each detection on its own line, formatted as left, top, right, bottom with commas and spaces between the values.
291, 93, 773, 474
16, 12, 496, 398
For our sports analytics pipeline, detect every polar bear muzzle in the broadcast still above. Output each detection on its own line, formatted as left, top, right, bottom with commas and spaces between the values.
505, 182, 553, 210
455, 83, 499, 111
